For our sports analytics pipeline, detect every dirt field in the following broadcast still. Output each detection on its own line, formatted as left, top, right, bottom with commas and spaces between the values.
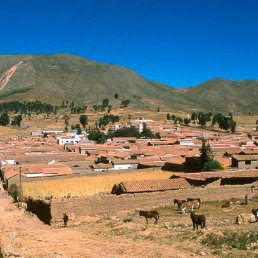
22, 170, 173, 197
0, 195, 257, 257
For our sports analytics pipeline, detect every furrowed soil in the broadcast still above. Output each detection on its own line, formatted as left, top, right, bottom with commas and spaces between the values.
0, 196, 257, 257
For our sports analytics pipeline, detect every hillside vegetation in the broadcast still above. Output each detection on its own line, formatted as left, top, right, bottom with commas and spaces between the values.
0, 54, 257, 113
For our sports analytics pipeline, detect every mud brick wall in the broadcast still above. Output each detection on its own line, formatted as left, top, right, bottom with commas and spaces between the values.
50, 183, 257, 223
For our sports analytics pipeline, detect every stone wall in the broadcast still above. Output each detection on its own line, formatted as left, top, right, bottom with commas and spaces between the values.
50, 183, 257, 224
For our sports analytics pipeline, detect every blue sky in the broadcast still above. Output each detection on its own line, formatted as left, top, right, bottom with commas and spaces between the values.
1, 0, 258, 87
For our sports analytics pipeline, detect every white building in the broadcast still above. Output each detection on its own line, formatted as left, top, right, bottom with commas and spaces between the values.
57, 135, 81, 145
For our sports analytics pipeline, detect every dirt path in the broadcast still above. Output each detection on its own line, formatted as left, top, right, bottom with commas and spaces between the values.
0, 197, 191, 257
0, 61, 23, 92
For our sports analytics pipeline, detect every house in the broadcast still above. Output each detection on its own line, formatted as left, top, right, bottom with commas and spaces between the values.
161, 155, 185, 171
111, 178, 191, 195
231, 155, 258, 169
2, 164, 73, 188
171, 170, 258, 187
111, 159, 139, 170
57, 136, 80, 145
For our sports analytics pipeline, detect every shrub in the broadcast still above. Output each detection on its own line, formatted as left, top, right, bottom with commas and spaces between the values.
203, 161, 224, 171
202, 231, 258, 250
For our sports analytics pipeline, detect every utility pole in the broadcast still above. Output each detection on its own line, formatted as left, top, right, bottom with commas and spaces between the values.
19, 166, 22, 207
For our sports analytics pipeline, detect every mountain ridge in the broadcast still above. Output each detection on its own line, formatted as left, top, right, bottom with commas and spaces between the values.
0, 54, 257, 113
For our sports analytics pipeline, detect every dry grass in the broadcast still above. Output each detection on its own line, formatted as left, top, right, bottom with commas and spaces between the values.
22, 170, 173, 197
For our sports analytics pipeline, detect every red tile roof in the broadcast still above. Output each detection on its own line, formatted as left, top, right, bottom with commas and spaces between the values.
232, 155, 258, 161
120, 178, 191, 193
172, 170, 258, 180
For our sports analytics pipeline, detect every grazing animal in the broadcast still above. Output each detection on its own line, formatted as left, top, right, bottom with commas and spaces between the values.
63, 213, 69, 227
221, 201, 230, 208
187, 198, 201, 209
251, 208, 258, 222
181, 200, 200, 214
138, 210, 159, 224
173, 199, 186, 209
190, 211, 206, 230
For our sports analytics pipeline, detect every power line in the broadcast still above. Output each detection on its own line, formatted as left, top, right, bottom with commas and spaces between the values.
111, 0, 158, 61
47, 1, 103, 122
68, 0, 126, 99
72, 0, 102, 55
88, 0, 126, 59
101, 0, 144, 61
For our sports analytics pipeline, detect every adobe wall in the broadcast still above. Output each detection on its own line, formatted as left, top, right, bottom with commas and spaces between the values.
50, 183, 257, 224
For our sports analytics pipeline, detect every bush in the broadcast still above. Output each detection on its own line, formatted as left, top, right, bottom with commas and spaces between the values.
203, 161, 224, 171
8, 184, 21, 202
202, 231, 258, 250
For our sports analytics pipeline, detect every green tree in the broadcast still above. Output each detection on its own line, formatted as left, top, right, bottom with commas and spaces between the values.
114, 93, 119, 99
166, 114, 171, 120
79, 115, 88, 129
191, 112, 197, 121
11, 115, 23, 127
102, 98, 109, 108
121, 99, 130, 108
171, 114, 176, 121
198, 112, 208, 127
200, 139, 214, 166
184, 118, 191, 125
0, 112, 10, 126
200, 139, 223, 171
75, 124, 82, 134
88, 129, 107, 144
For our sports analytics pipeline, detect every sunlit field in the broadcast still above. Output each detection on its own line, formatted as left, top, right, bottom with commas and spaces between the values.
22, 170, 173, 198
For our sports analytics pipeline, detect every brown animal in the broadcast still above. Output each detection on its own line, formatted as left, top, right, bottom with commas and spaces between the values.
138, 210, 159, 224
251, 208, 258, 222
173, 199, 186, 209
181, 200, 200, 214
190, 211, 206, 230
221, 201, 230, 208
187, 198, 201, 209
63, 213, 69, 227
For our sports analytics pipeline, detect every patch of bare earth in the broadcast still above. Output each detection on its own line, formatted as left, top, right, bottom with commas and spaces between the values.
0, 196, 257, 257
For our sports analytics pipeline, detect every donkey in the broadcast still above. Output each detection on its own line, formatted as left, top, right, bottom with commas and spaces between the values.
181, 200, 200, 214
190, 211, 206, 230
173, 199, 187, 209
63, 213, 69, 227
138, 210, 159, 224
187, 198, 201, 209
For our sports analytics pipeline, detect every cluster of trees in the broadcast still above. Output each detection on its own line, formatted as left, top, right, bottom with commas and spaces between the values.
70, 105, 87, 114
121, 99, 130, 108
167, 112, 236, 132
190, 112, 213, 126
212, 113, 236, 132
71, 124, 82, 134
200, 139, 223, 171
98, 114, 119, 128
88, 124, 160, 144
167, 114, 191, 125
0, 112, 23, 127
66, 115, 88, 134
0, 101, 56, 114
92, 99, 112, 112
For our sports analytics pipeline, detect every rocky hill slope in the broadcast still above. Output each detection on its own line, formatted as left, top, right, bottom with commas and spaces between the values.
0, 54, 257, 113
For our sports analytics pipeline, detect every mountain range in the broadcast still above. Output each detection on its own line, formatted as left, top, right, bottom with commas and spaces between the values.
0, 54, 257, 113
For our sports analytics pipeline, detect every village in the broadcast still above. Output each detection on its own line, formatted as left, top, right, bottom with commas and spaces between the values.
0, 117, 257, 188
0, 116, 258, 257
